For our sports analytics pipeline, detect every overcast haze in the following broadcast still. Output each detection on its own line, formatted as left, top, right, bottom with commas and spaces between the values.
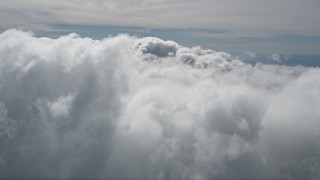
1, 1, 320, 180
1, 0, 320, 54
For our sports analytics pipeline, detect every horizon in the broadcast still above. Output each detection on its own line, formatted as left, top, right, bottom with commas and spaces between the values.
1, 0, 320, 55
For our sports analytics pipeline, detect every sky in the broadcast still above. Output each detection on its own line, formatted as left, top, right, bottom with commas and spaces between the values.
1, 0, 320, 54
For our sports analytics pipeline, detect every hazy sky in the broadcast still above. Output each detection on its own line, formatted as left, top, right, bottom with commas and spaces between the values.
1, 0, 320, 54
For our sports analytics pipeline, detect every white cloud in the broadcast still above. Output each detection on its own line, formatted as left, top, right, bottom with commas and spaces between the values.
271, 54, 281, 62
47, 94, 74, 118
0, 29, 320, 179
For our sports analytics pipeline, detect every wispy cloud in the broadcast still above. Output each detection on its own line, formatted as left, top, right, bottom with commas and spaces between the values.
1, 0, 320, 37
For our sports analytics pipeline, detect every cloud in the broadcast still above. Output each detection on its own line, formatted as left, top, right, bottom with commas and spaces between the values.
271, 54, 281, 62
0, 29, 320, 179
46, 94, 74, 118
136, 37, 179, 57
1, 0, 320, 37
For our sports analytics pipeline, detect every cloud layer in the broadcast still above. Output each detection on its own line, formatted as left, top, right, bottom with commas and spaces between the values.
1, 0, 320, 37
0, 29, 320, 179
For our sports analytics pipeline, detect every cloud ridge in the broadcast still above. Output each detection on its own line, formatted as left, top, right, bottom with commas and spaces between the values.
0, 29, 320, 179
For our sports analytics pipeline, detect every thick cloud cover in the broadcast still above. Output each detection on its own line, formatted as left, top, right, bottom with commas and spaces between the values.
0, 29, 320, 179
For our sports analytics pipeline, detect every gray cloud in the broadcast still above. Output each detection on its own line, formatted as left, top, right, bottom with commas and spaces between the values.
1, 0, 320, 37
0, 29, 320, 179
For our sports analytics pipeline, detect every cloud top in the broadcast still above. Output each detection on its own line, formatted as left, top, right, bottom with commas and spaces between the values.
0, 29, 320, 179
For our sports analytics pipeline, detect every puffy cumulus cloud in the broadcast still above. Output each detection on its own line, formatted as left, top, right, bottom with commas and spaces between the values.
0, 29, 319, 179
136, 37, 179, 58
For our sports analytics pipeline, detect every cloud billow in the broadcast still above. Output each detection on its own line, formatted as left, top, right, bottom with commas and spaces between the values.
0, 29, 320, 179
